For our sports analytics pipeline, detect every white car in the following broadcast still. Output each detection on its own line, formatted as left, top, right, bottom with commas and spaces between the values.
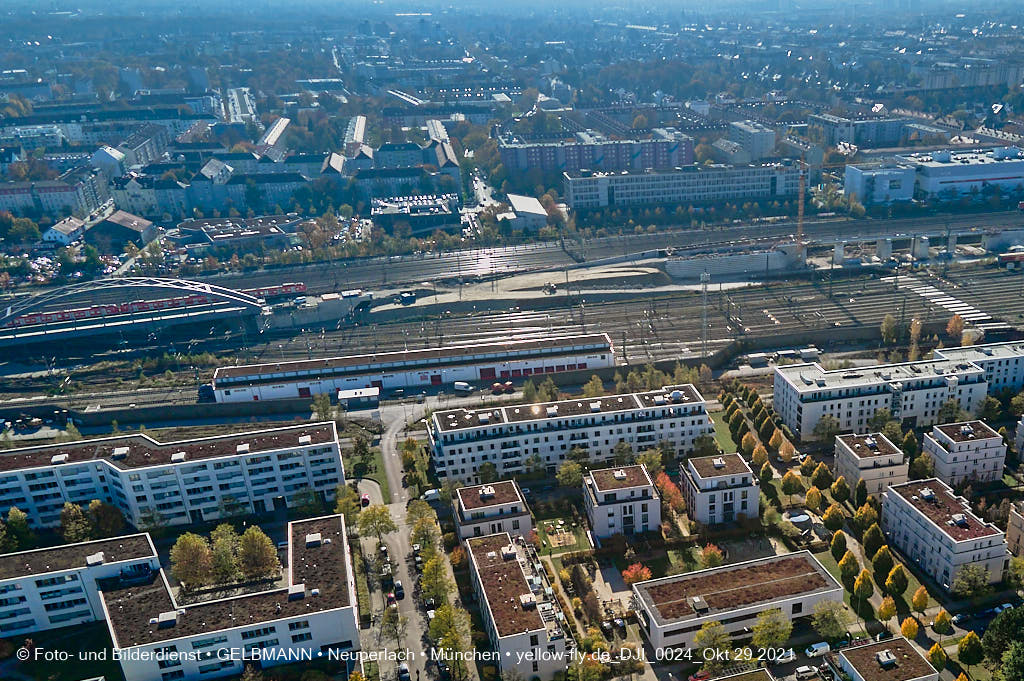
795, 666, 819, 681
773, 649, 797, 665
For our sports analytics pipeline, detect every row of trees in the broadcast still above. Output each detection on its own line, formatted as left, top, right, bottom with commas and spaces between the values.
169, 524, 279, 589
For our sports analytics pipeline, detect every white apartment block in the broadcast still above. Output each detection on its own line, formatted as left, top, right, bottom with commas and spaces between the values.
428, 385, 713, 484
837, 638, 938, 681
933, 341, 1024, 392
453, 480, 533, 541
0, 534, 159, 636
729, 120, 776, 160
882, 479, 1008, 591
834, 433, 909, 497
583, 464, 660, 538
102, 515, 359, 681
680, 453, 759, 526
466, 533, 572, 681
773, 357, 987, 441
632, 551, 842, 650
1007, 501, 1024, 558
922, 421, 1006, 486
1016, 416, 1024, 455
0, 423, 344, 529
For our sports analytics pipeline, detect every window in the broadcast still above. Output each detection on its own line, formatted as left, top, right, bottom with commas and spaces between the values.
291, 632, 313, 643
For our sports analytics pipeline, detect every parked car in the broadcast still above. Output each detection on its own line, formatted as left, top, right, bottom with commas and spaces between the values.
687, 671, 711, 681
394, 580, 405, 599
995, 603, 1015, 614
773, 649, 797, 665
361, 493, 371, 507
795, 666, 819, 680
951, 612, 971, 625
398, 663, 411, 681
805, 642, 830, 658
386, 591, 397, 606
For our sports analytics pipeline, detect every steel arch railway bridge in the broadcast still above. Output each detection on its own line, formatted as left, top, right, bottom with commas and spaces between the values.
0, 277, 264, 328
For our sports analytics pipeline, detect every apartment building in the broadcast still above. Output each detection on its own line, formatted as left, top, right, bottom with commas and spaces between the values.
102, 515, 359, 681
882, 479, 1008, 591
680, 453, 759, 526
837, 639, 938, 681
498, 128, 693, 173
1008, 501, 1024, 558
0, 535, 159, 636
807, 114, 907, 147
428, 385, 713, 484
0, 423, 344, 529
563, 161, 801, 210
922, 421, 1006, 485
933, 341, 1024, 393
772, 358, 987, 441
453, 480, 533, 541
632, 551, 842, 650
834, 433, 909, 497
729, 120, 776, 160
583, 464, 660, 538
466, 533, 572, 680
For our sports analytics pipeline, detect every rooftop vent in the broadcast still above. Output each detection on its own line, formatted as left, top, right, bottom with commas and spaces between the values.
920, 487, 936, 502
170, 451, 187, 463
502, 545, 517, 560
691, 596, 709, 613
157, 611, 178, 628
951, 513, 969, 527
653, 395, 666, 405
546, 406, 558, 417
875, 650, 897, 669
311, 588, 320, 597
298, 435, 312, 445
305, 533, 322, 547
960, 424, 975, 437
865, 436, 878, 450
85, 551, 105, 567
670, 390, 684, 402
479, 485, 495, 499
51, 453, 68, 465
478, 412, 490, 424
112, 446, 129, 460
590, 401, 602, 412
613, 469, 628, 480
712, 457, 726, 469
236, 443, 250, 454
288, 584, 306, 600
519, 593, 537, 609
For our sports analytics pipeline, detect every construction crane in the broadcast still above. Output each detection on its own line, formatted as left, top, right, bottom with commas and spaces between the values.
797, 154, 807, 254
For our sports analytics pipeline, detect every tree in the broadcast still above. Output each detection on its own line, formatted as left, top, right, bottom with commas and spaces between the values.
769, 429, 784, 451
751, 444, 768, 467
983, 606, 1024, 664
872, 546, 895, 581
854, 479, 868, 508
812, 599, 851, 640
634, 448, 664, 478
59, 503, 93, 543
927, 643, 947, 672
1012, 390, 1024, 417
951, 564, 992, 599
900, 617, 919, 640
582, 375, 605, 398
885, 565, 909, 596
880, 314, 899, 344
759, 461, 774, 486
813, 414, 841, 443
823, 504, 845, 532
854, 569, 874, 606
811, 462, 833, 490
958, 631, 984, 675
831, 476, 851, 504
477, 462, 498, 483
170, 533, 213, 587
693, 621, 731, 670
381, 602, 405, 642
740, 432, 758, 457
911, 585, 929, 618
622, 563, 652, 586
700, 544, 724, 568
839, 550, 860, 583
938, 398, 965, 424
238, 526, 279, 580
211, 524, 240, 584
751, 608, 793, 649
779, 440, 796, 462
901, 430, 918, 458
830, 531, 848, 561
7, 506, 34, 549
998, 641, 1024, 681
862, 523, 884, 558
87, 500, 125, 537
334, 485, 360, 525
800, 457, 817, 477
311, 393, 332, 421
556, 461, 583, 487
420, 555, 454, 604
781, 470, 803, 505
979, 395, 1003, 422
692, 434, 719, 457
909, 451, 934, 479
358, 505, 398, 543
805, 486, 823, 512
947, 313, 965, 340
877, 596, 896, 630
853, 503, 878, 533
932, 610, 953, 642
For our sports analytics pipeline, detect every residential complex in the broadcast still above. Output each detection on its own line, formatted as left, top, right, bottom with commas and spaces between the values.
921, 420, 1006, 485
453, 480, 533, 541
837, 639, 938, 681
563, 161, 801, 210
834, 433, 909, 497
632, 551, 842, 650
582, 464, 660, 538
0, 423, 344, 528
772, 356, 987, 440
729, 120, 776, 160
466, 533, 572, 681
428, 385, 713, 483
498, 128, 693, 173
680, 453, 759, 526
931, 341, 1024, 393
807, 114, 907, 147
881, 479, 1008, 591
1009, 501, 1024, 558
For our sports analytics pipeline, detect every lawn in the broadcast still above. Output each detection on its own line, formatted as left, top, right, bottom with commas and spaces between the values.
536, 517, 592, 555
2, 622, 125, 681
344, 445, 391, 500
612, 546, 699, 578
710, 411, 738, 452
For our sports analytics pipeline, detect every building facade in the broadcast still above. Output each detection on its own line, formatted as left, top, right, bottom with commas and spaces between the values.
0, 423, 344, 529
632, 551, 842, 650
844, 164, 916, 205
498, 128, 693, 173
921, 421, 1006, 485
583, 464, 660, 538
680, 453, 759, 526
453, 480, 533, 541
834, 433, 909, 497
729, 120, 776, 160
898, 147, 1024, 198
429, 385, 713, 484
881, 479, 1008, 591
1008, 502, 1024, 558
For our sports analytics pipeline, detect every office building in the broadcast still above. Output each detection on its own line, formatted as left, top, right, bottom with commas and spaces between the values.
844, 164, 916, 205
882, 479, 1008, 591
834, 433, 909, 497
453, 480, 533, 541
898, 147, 1024, 198
729, 120, 776, 160
429, 385, 713, 484
680, 453, 759, 526
0, 423, 344, 529
921, 421, 1006, 485
632, 551, 842, 650
583, 464, 660, 538
466, 533, 571, 681
837, 639, 938, 681
808, 114, 907, 147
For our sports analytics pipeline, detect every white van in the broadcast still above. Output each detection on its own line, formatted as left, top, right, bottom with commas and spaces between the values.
804, 642, 830, 658
795, 666, 819, 680
453, 381, 473, 394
